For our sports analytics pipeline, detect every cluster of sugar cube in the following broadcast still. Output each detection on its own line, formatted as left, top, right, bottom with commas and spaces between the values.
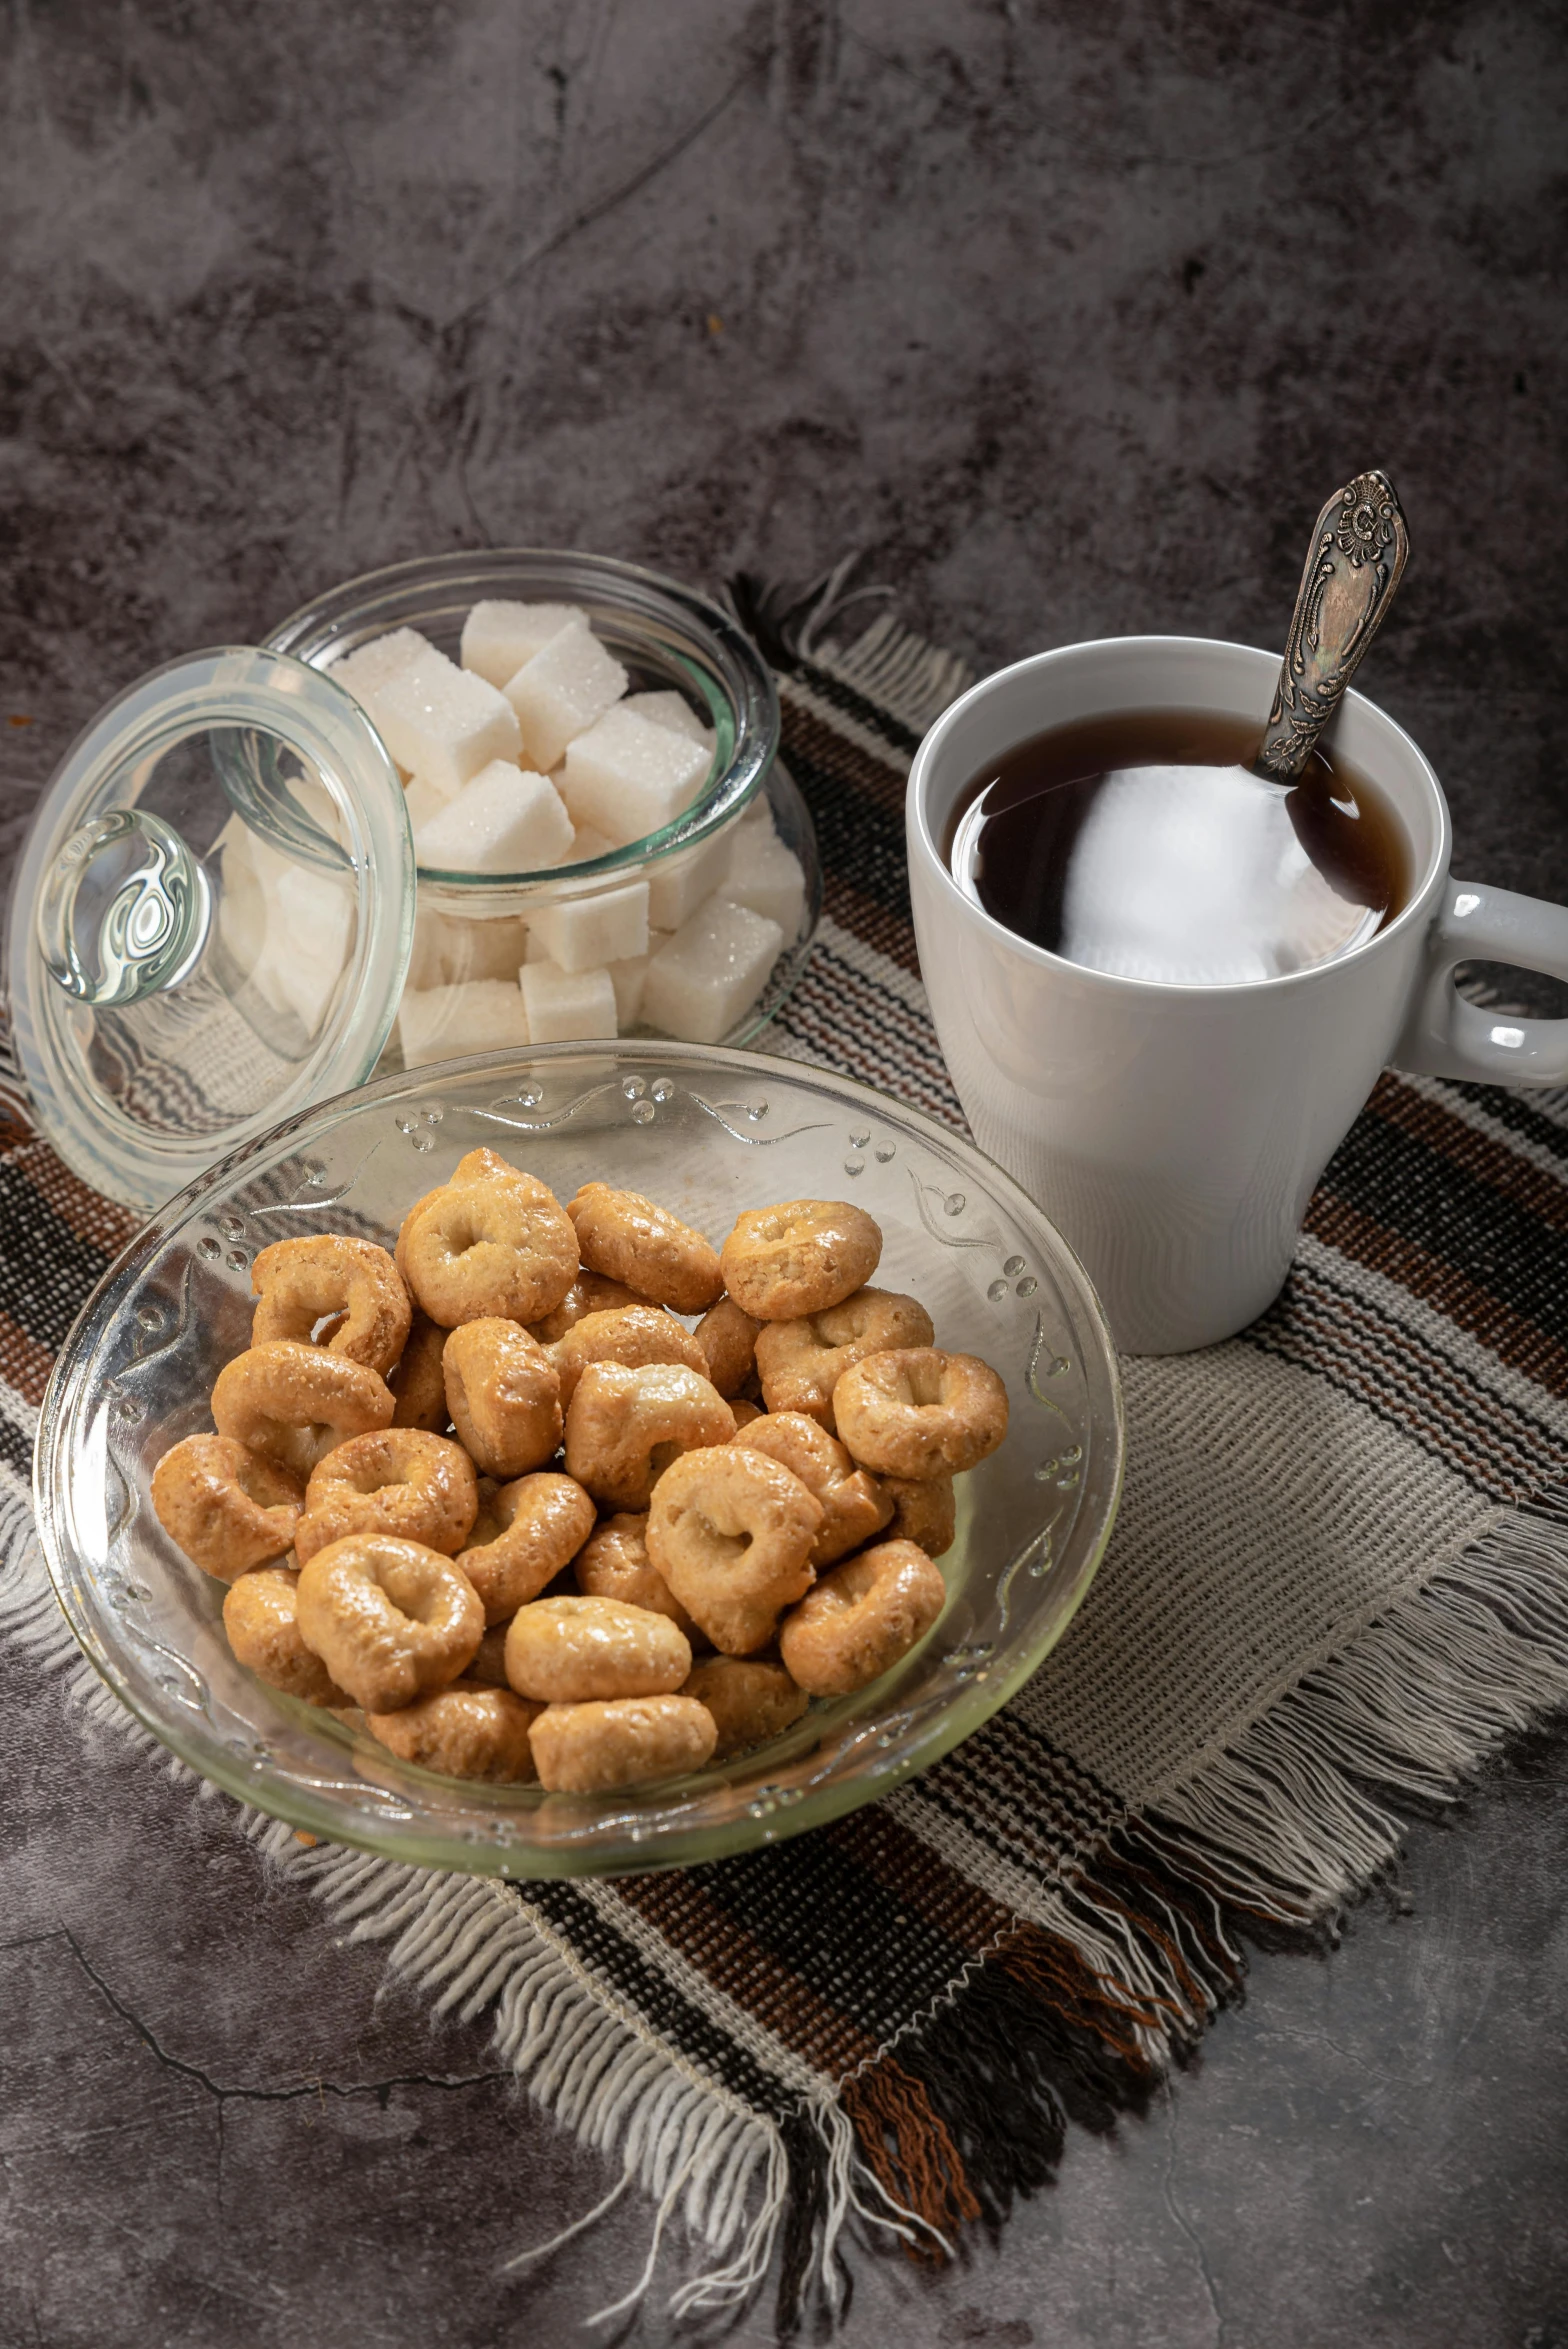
314, 598, 807, 1065
215, 777, 358, 1041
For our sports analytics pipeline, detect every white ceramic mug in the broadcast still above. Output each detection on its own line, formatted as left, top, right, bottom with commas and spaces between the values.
906, 636, 1568, 1353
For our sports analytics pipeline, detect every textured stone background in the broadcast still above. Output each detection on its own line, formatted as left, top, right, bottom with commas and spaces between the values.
2, 3, 1566, 2343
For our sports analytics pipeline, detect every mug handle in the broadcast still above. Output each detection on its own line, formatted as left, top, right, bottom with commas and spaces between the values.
1393, 879, 1568, 1084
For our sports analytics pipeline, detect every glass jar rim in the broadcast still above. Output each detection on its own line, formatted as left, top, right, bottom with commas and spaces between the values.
264, 547, 782, 903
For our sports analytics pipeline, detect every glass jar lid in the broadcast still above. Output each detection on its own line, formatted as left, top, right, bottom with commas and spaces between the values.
5, 647, 414, 1211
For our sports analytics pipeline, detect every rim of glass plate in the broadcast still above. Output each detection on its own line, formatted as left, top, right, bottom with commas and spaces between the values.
264, 548, 782, 896
34, 1040, 1126, 1877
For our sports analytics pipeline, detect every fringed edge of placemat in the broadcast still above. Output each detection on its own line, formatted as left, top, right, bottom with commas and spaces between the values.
10, 1473, 1568, 2328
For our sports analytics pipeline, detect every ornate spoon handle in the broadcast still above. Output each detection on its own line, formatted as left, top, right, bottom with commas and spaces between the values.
1253, 469, 1411, 781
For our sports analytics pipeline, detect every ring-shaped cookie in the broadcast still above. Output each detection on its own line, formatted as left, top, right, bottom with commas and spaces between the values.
564, 1362, 735, 1513
731, 1410, 893, 1568
680, 1656, 809, 1759
528, 1270, 658, 1344
529, 1695, 717, 1792
574, 1512, 702, 1641
442, 1318, 563, 1478
366, 1682, 542, 1781
504, 1594, 692, 1702
223, 1564, 351, 1705
396, 1164, 578, 1328
645, 1446, 822, 1655
458, 1471, 596, 1625
211, 1341, 394, 1478
550, 1305, 707, 1409
693, 1296, 763, 1400
294, 1428, 478, 1565
779, 1538, 946, 1697
719, 1199, 882, 1321
879, 1472, 957, 1558
151, 1433, 304, 1581
294, 1532, 483, 1713
389, 1311, 451, 1432
568, 1182, 724, 1315
754, 1287, 935, 1429
832, 1348, 1009, 1479
250, 1235, 411, 1375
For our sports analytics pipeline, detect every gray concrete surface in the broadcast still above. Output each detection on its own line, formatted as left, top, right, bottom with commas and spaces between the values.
2, 3, 1566, 2342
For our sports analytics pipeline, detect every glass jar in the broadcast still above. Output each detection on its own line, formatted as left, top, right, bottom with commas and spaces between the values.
264, 549, 820, 1073
5, 552, 819, 1210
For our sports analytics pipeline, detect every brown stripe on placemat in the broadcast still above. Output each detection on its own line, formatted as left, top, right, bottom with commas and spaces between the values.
0, 1301, 58, 1408
775, 977, 962, 1128
778, 705, 920, 974
611, 1869, 880, 2078
1373, 1076, 1568, 1234
778, 697, 912, 817
840, 2057, 981, 2252
5, 1131, 141, 1261
1306, 1192, 1568, 1398
828, 1807, 1164, 2060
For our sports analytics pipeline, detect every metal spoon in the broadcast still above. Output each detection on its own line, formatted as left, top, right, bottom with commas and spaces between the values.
1253, 468, 1411, 781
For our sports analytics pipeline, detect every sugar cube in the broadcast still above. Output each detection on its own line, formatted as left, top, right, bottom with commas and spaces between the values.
528, 880, 650, 974
521, 959, 618, 1043
374, 647, 522, 795
504, 621, 627, 771
623, 690, 714, 751
720, 827, 807, 939
407, 909, 531, 991
564, 822, 617, 865
607, 953, 651, 1027
559, 706, 711, 847
330, 628, 437, 714
216, 845, 271, 991
646, 823, 735, 930
641, 900, 784, 1046
461, 601, 586, 689
251, 864, 356, 1038
412, 761, 575, 874
402, 773, 448, 835
398, 979, 531, 1068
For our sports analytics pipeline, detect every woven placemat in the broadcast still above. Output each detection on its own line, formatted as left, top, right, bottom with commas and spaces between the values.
4, 598, 1568, 2331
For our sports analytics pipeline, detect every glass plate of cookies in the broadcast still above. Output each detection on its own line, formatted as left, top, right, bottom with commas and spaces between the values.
34, 1042, 1124, 1879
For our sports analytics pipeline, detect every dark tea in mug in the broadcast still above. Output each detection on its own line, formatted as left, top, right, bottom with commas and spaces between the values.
946, 709, 1410, 984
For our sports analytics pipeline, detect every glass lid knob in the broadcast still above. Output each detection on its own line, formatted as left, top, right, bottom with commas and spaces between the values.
38, 807, 213, 1008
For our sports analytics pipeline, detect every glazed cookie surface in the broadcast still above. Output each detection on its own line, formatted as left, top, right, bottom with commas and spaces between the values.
680, 1656, 809, 1759
549, 1304, 707, 1409
396, 1161, 578, 1328
458, 1471, 596, 1625
529, 1694, 717, 1793
646, 1445, 821, 1655
732, 1410, 893, 1568
151, 1433, 304, 1582
567, 1182, 724, 1315
563, 1360, 735, 1513
833, 1347, 1009, 1480
222, 1565, 349, 1705
294, 1428, 478, 1565
294, 1532, 483, 1713
250, 1234, 411, 1375
504, 1593, 692, 1702
755, 1287, 935, 1429
211, 1341, 394, 1478
780, 1538, 946, 1698
574, 1512, 702, 1640
442, 1317, 563, 1478
719, 1199, 883, 1321
366, 1682, 542, 1781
